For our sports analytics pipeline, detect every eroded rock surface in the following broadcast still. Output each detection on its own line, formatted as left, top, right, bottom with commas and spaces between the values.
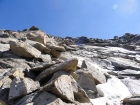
1, 27, 140, 105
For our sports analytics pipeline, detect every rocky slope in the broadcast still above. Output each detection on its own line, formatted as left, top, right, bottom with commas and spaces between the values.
0, 26, 140, 105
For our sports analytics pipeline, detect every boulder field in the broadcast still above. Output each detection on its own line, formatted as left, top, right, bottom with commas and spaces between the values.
0, 26, 140, 105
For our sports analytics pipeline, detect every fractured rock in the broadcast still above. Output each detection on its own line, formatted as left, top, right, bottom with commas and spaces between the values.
41, 75, 74, 102
109, 57, 140, 70
36, 58, 78, 81
47, 43, 66, 52
10, 40, 41, 58
9, 77, 40, 101
81, 60, 106, 84
47, 70, 90, 103
76, 70, 97, 98
121, 78, 140, 95
34, 92, 65, 105
40, 54, 52, 62
26, 31, 47, 45
0, 58, 30, 69
25, 39, 50, 54
14, 92, 38, 105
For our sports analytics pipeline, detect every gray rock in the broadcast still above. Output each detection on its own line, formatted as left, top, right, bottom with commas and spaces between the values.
9, 77, 40, 101
0, 58, 30, 69
34, 92, 64, 105
76, 70, 97, 98
123, 95, 140, 105
0, 76, 12, 100
109, 57, 140, 70
40, 54, 52, 62
0, 37, 17, 44
10, 40, 41, 58
121, 78, 140, 95
30, 62, 55, 71
15, 92, 38, 105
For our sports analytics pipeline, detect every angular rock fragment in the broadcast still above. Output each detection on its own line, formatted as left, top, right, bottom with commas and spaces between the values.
41, 75, 74, 102
47, 71, 90, 103
11, 69, 24, 78
36, 58, 78, 81
76, 70, 97, 98
123, 95, 140, 105
47, 43, 66, 52
30, 62, 55, 71
10, 40, 41, 58
0, 58, 30, 69
26, 31, 47, 45
9, 77, 40, 101
50, 49, 61, 58
81, 60, 106, 84
40, 54, 52, 62
14, 92, 38, 105
34, 92, 64, 105
109, 57, 140, 70
26, 39, 50, 54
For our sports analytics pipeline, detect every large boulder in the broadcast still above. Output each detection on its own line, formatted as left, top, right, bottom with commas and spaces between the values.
41, 75, 75, 102
26, 31, 47, 45
0, 58, 30, 69
36, 58, 78, 81
96, 76, 131, 105
10, 40, 41, 58
9, 77, 40, 101
25, 40, 50, 54
47, 71, 90, 103
76, 69, 97, 98
81, 60, 106, 84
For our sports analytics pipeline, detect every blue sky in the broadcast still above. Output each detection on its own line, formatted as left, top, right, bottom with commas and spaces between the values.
0, 0, 140, 39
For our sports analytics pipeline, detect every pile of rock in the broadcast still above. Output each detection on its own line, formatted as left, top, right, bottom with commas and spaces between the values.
0, 26, 140, 105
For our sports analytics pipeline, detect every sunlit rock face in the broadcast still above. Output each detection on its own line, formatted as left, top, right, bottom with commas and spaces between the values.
1, 26, 140, 105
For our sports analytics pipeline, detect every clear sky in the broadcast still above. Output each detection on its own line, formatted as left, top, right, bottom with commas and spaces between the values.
0, 0, 140, 39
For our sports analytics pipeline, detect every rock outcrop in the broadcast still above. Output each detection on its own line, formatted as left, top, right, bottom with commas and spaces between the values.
0, 26, 140, 105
